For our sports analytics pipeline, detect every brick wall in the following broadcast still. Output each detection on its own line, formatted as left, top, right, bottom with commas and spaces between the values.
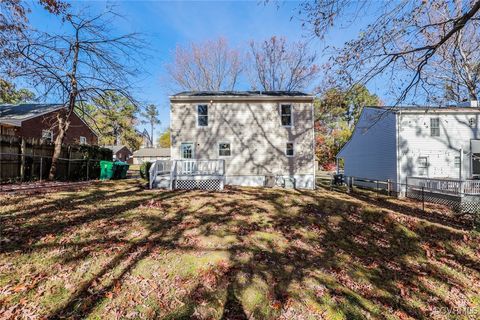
19, 109, 98, 145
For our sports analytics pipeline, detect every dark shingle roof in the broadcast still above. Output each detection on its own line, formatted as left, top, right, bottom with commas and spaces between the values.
104, 145, 131, 154
0, 103, 64, 126
172, 91, 310, 97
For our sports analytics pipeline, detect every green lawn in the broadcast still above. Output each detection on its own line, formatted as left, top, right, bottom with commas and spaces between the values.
0, 180, 479, 319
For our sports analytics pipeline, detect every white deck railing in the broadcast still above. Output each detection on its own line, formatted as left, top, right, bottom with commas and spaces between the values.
407, 177, 480, 195
149, 159, 225, 189
174, 159, 225, 176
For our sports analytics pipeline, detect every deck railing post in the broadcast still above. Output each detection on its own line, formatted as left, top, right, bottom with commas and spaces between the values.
39, 157, 43, 182
422, 186, 425, 212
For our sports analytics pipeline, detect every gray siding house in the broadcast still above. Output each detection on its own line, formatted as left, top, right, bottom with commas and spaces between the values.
169, 91, 316, 189
337, 102, 480, 196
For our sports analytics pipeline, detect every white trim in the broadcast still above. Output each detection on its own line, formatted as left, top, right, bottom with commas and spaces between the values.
279, 104, 293, 127
79, 136, 87, 145
196, 104, 209, 128
285, 141, 294, 157
311, 101, 316, 185
170, 95, 315, 103
180, 142, 195, 159
218, 141, 232, 157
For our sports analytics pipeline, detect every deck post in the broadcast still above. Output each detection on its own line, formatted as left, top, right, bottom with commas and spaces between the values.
459, 148, 463, 181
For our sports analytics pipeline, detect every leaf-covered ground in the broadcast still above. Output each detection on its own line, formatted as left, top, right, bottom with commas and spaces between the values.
0, 180, 479, 319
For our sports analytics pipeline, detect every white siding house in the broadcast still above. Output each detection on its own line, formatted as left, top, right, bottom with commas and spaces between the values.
337, 102, 480, 195
169, 91, 316, 189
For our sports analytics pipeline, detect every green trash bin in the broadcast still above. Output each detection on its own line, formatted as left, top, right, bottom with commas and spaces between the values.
112, 161, 129, 179
119, 163, 129, 179
100, 160, 115, 180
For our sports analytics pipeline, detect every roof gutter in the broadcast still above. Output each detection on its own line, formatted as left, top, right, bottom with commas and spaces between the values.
170, 95, 315, 102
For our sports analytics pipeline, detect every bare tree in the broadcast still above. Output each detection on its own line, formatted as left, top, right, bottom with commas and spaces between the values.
295, 0, 480, 103
248, 36, 319, 92
10, 8, 144, 179
408, 1, 480, 103
0, 0, 68, 70
166, 37, 241, 91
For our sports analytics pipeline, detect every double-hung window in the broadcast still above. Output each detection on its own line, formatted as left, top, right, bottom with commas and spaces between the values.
42, 130, 53, 142
286, 142, 294, 157
430, 118, 440, 137
197, 104, 208, 127
281, 105, 292, 127
79, 136, 87, 145
418, 157, 428, 176
218, 143, 231, 157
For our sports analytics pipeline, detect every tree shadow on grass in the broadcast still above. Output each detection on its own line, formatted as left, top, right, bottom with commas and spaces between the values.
2, 183, 479, 319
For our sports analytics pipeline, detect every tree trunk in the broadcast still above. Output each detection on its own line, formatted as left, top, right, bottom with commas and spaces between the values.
48, 33, 79, 180
48, 114, 70, 180
150, 123, 154, 148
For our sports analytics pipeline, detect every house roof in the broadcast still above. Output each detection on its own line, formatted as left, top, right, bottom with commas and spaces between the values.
170, 91, 314, 102
173, 91, 311, 97
132, 147, 170, 157
366, 105, 480, 114
104, 145, 131, 154
0, 103, 64, 126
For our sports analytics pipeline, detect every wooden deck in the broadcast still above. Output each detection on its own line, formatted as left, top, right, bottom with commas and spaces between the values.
149, 159, 225, 190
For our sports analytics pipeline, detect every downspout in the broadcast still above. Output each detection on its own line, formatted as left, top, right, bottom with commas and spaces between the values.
396, 110, 402, 197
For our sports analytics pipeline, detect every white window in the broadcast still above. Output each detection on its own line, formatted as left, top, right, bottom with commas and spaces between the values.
79, 136, 87, 145
280, 104, 292, 127
218, 142, 231, 157
181, 142, 194, 159
42, 130, 53, 142
197, 105, 208, 127
430, 118, 440, 137
469, 118, 476, 128
286, 142, 294, 157
454, 156, 461, 168
418, 157, 428, 176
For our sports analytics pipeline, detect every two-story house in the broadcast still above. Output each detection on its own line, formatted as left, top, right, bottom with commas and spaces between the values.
169, 91, 316, 189
0, 103, 98, 145
337, 101, 480, 195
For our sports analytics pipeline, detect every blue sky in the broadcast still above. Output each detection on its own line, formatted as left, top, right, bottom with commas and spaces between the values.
26, 0, 379, 140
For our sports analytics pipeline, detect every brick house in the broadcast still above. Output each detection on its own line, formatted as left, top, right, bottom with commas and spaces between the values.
0, 103, 98, 145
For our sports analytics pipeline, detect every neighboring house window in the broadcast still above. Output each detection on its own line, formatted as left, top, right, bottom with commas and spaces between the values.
418, 157, 428, 176
79, 136, 87, 145
430, 118, 440, 136
42, 130, 53, 142
197, 105, 208, 127
469, 118, 476, 128
218, 143, 231, 156
454, 156, 461, 168
281, 104, 292, 126
286, 142, 294, 157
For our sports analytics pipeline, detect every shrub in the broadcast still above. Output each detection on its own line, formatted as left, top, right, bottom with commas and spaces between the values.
140, 161, 152, 181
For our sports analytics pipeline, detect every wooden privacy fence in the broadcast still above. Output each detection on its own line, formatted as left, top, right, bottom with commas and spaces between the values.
0, 135, 112, 183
